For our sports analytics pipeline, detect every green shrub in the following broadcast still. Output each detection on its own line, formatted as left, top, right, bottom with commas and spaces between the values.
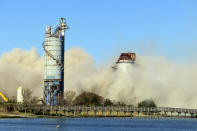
138, 99, 157, 108
73, 92, 103, 106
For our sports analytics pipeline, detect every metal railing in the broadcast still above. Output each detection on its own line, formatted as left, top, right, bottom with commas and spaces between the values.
16, 105, 197, 114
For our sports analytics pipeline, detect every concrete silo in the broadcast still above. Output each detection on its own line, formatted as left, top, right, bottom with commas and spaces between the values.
17, 86, 24, 104
43, 18, 69, 105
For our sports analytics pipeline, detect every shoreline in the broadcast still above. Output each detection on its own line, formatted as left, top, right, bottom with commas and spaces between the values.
0, 104, 196, 119
0, 112, 195, 119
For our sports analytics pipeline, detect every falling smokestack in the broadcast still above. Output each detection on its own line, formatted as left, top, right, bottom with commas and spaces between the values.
116, 52, 136, 63
113, 52, 136, 72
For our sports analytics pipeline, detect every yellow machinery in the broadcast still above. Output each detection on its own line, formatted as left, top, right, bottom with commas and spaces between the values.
0, 92, 8, 102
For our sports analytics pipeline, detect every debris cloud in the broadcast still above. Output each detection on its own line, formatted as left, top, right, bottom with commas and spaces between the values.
1, 47, 197, 108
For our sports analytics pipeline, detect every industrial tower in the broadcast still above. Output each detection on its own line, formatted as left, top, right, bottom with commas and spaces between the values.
116, 53, 136, 63
43, 18, 69, 106
113, 52, 136, 71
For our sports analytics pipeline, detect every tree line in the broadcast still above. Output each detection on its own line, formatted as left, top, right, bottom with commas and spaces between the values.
64, 91, 157, 107
7, 89, 157, 108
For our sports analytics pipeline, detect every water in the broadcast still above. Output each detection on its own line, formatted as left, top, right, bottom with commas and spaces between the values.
0, 118, 197, 131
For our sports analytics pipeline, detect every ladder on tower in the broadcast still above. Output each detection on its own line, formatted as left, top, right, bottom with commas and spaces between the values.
42, 42, 64, 70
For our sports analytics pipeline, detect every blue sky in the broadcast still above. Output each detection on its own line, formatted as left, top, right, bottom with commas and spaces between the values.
1, 0, 197, 64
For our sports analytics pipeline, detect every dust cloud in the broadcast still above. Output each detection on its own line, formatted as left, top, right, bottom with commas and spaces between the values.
0, 48, 43, 98
1, 47, 197, 108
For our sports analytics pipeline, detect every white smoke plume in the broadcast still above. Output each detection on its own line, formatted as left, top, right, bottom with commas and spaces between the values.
1, 47, 197, 108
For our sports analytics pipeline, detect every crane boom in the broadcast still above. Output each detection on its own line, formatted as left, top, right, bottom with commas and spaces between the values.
0, 92, 8, 102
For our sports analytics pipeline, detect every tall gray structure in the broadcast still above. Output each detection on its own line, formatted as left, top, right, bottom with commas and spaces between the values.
43, 18, 68, 105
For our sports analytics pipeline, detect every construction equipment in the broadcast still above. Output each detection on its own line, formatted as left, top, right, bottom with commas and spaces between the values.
0, 92, 8, 102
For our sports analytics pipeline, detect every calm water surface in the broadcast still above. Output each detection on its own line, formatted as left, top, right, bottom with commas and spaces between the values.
0, 118, 197, 131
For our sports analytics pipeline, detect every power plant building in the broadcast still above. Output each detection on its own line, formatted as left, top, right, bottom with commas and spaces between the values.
43, 18, 68, 106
